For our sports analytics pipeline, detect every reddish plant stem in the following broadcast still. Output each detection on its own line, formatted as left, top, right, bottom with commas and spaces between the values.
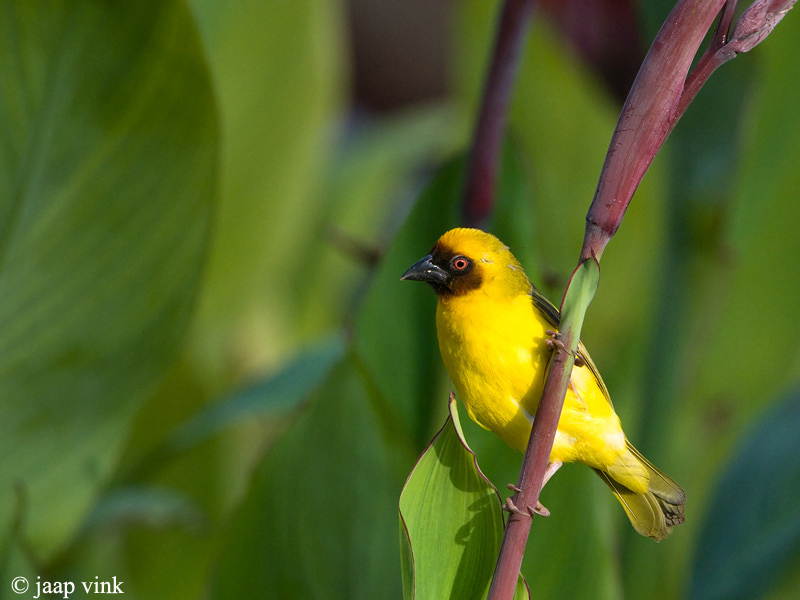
581, 0, 726, 262
486, 331, 577, 600
462, 0, 536, 230
682, 0, 799, 114
481, 1, 796, 598
582, 0, 796, 262
489, 2, 724, 597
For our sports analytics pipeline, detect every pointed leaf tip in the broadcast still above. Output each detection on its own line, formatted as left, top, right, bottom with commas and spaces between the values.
399, 394, 508, 600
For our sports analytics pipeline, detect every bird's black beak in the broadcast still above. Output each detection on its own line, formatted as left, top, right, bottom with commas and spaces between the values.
401, 254, 449, 287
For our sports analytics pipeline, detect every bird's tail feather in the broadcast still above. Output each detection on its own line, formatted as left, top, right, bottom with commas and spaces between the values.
593, 441, 686, 541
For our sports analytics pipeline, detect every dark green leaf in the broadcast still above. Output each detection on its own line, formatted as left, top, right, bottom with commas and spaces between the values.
624, 15, 800, 597
688, 390, 800, 600
211, 356, 409, 599
0, 0, 217, 557
354, 156, 462, 447
689, 16, 800, 412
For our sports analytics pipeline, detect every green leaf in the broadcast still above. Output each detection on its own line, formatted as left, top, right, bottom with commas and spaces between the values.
560, 257, 601, 335
354, 156, 462, 446
623, 14, 800, 599
211, 355, 409, 599
187, 0, 346, 376
617, 28, 760, 600
689, 13, 800, 415
0, 0, 217, 557
79, 486, 205, 535
513, 578, 531, 600
688, 390, 800, 600
355, 145, 534, 599
167, 333, 346, 452
400, 395, 528, 600
294, 105, 460, 337
85, 335, 344, 599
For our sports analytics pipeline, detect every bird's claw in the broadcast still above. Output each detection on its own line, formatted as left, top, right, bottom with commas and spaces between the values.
546, 330, 585, 367
503, 496, 550, 518
545, 330, 568, 353
530, 501, 550, 518
504, 497, 527, 516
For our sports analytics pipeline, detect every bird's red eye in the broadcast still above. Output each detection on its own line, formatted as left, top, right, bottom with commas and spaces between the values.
452, 257, 469, 271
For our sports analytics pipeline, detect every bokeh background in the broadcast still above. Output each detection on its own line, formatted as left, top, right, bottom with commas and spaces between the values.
2, 0, 800, 598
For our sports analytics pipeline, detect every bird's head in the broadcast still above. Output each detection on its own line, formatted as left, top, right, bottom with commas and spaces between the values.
401, 228, 531, 299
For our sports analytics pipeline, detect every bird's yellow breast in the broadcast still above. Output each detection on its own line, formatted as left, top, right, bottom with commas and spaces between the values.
436, 291, 625, 468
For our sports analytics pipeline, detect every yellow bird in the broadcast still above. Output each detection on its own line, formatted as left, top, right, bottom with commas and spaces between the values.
401, 227, 685, 541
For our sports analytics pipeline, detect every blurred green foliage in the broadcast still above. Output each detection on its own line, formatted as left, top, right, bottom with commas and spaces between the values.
0, 0, 216, 564
2, 0, 800, 599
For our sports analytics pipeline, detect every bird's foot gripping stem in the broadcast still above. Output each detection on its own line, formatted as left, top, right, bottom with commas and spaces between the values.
504, 483, 551, 518
503, 494, 550, 518
545, 330, 585, 367
503, 460, 563, 519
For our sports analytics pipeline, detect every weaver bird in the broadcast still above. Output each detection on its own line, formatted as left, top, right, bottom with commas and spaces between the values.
401, 227, 685, 541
